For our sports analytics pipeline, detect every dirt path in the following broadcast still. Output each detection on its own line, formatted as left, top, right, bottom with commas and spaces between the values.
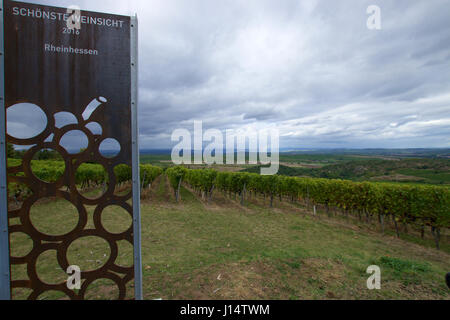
162, 174, 175, 203
141, 174, 174, 206
182, 184, 257, 213
142, 174, 163, 202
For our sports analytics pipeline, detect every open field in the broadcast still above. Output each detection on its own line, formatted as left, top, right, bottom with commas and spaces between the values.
9, 175, 450, 300
135, 150, 450, 185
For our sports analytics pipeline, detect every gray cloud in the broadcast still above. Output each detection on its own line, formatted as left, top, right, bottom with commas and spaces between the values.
17, 0, 450, 149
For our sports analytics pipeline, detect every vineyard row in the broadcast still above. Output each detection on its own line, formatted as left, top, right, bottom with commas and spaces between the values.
7, 159, 163, 198
167, 166, 449, 249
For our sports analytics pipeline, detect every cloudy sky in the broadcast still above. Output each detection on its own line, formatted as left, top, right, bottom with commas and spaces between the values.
13, 0, 450, 149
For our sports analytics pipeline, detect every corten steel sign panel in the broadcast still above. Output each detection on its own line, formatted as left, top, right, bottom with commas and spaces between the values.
2, 1, 138, 300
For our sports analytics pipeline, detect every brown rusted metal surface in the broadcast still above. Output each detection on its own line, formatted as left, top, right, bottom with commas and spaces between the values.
4, 1, 134, 300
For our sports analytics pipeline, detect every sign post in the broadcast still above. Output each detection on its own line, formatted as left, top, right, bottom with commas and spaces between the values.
130, 14, 143, 301
1, 0, 142, 300
0, 0, 12, 301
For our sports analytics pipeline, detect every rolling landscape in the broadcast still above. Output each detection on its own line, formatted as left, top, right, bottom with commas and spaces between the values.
3, 0, 450, 306
7, 147, 450, 300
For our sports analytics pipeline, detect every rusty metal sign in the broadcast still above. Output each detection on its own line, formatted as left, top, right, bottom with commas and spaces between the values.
1, 0, 141, 300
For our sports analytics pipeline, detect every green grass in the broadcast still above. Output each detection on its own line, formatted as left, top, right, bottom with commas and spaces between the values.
377, 256, 430, 274
374, 256, 433, 286
8, 177, 450, 300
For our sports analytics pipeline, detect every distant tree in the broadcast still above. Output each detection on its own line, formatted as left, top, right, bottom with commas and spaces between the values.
7, 143, 15, 158
37, 149, 51, 160
34, 149, 63, 160
14, 149, 26, 159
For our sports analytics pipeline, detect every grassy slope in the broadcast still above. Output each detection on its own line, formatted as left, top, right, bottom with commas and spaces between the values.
9, 175, 450, 300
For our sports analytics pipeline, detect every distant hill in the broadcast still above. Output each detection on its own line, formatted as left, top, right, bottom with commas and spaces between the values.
281, 148, 450, 159
242, 159, 450, 185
